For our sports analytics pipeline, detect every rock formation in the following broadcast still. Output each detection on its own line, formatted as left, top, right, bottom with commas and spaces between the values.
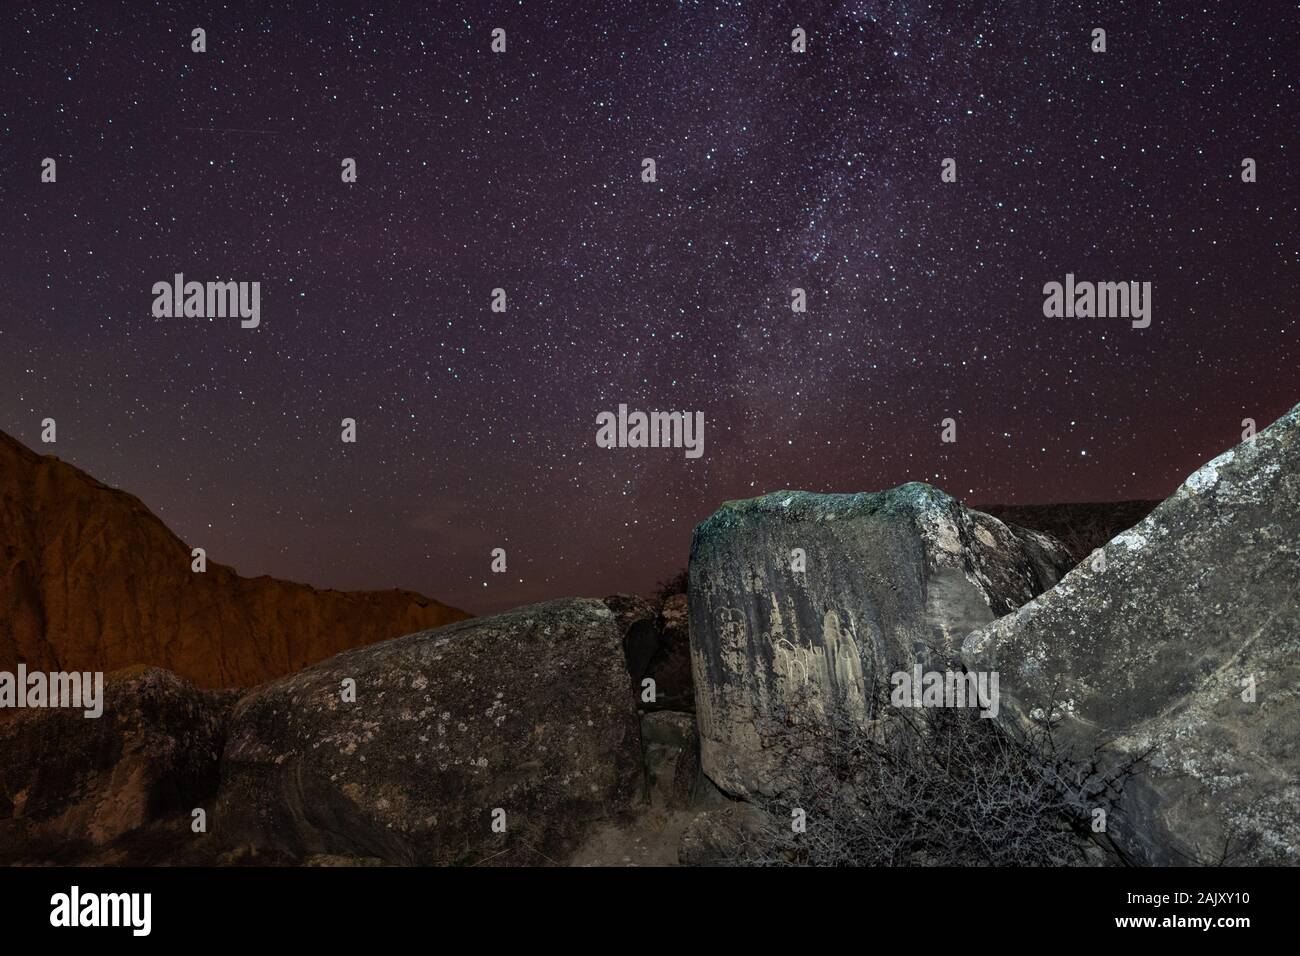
0, 430, 469, 688
964, 402, 1300, 865
0, 667, 233, 862
679, 801, 785, 866
5, 406, 1297, 868
217, 598, 643, 865
687, 484, 1074, 798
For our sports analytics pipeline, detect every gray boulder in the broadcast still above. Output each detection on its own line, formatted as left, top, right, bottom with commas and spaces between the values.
216, 598, 643, 865
688, 483, 1073, 798
964, 402, 1300, 865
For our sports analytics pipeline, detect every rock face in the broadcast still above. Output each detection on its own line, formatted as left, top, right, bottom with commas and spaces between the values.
0, 667, 232, 861
0, 430, 469, 688
217, 598, 643, 865
964, 403, 1300, 866
688, 484, 1074, 798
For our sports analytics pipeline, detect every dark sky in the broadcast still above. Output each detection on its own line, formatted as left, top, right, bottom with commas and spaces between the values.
2, 1, 1297, 614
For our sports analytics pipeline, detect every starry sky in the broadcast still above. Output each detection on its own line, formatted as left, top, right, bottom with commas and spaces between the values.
2, 1, 1297, 614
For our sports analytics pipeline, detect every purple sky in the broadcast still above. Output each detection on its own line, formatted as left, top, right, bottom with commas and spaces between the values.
2, 1, 1296, 613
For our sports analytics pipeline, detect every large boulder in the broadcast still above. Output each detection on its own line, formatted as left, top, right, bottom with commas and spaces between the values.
0, 667, 232, 862
964, 403, 1300, 866
216, 598, 643, 865
688, 483, 1073, 797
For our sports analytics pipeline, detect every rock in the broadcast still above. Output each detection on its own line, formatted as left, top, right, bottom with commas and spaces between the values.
688, 484, 1074, 798
641, 711, 699, 809
0, 667, 232, 862
679, 802, 788, 866
216, 598, 643, 866
606, 593, 662, 696
603, 593, 658, 638
964, 402, 1300, 866
0, 429, 470, 689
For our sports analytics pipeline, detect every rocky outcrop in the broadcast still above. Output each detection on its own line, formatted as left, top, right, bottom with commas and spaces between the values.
0, 430, 469, 688
0, 667, 233, 862
216, 598, 643, 865
688, 484, 1074, 798
964, 403, 1300, 866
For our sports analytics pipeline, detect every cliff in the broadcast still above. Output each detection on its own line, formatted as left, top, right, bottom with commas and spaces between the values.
0, 431, 469, 688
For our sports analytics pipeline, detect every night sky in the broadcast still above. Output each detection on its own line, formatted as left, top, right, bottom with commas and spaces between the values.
2, 1, 1297, 614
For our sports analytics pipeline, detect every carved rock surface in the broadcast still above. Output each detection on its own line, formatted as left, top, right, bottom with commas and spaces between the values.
688, 484, 1073, 797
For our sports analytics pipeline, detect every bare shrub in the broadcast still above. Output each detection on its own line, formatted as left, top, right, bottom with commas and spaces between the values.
654, 567, 689, 602
719, 681, 1142, 867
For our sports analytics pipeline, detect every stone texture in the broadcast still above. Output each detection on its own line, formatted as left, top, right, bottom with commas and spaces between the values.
0, 667, 233, 861
964, 403, 1300, 866
216, 598, 643, 865
688, 483, 1073, 797
641, 710, 699, 809
0, 429, 469, 688
679, 802, 787, 866
605, 592, 661, 700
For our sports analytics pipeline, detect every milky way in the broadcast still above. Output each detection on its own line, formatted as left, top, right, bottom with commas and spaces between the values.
2, 2, 1296, 612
